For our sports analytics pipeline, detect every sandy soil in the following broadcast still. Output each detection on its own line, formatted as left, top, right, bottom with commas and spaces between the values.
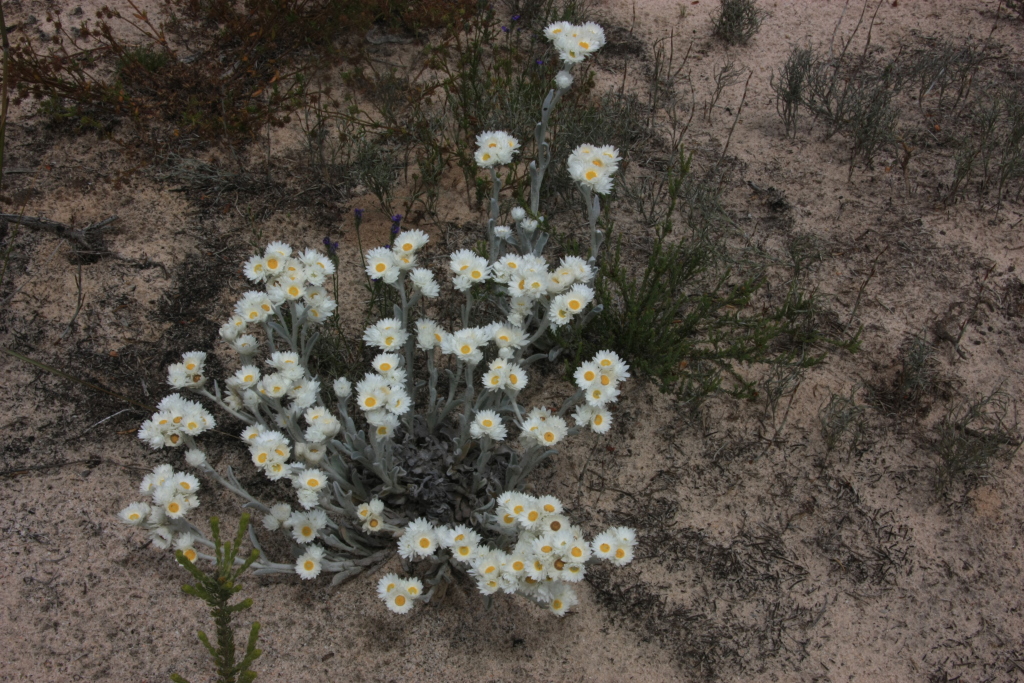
2, 0, 1024, 680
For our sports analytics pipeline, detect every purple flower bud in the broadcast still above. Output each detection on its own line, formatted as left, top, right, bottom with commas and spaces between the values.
535, 59, 544, 66
511, 14, 520, 21
322, 236, 339, 254
501, 25, 509, 32
354, 208, 364, 219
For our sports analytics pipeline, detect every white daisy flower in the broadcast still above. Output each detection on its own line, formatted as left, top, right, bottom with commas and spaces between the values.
409, 268, 439, 298
474, 130, 520, 168
365, 246, 399, 283
393, 229, 429, 254
231, 334, 259, 355
384, 587, 415, 614
416, 319, 445, 351
362, 318, 408, 351
555, 69, 574, 89
355, 374, 390, 411
547, 584, 578, 617
298, 469, 327, 492
377, 573, 402, 601
184, 448, 207, 467
333, 377, 352, 399
470, 410, 507, 440
295, 545, 325, 580
397, 518, 438, 560
118, 502, 150, 526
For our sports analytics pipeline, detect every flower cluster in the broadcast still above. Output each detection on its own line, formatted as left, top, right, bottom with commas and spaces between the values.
354, 360, 411, 440
138, 394, 216, 448
377, 573, 424, 615
119, 464, 201, 560
567, 143, 621, 195
383, 494, 635, 616
474, 130, 521, 168
544, 21, 606, 64
491, 253, 596, 328
365, 229, 431, 285
572, 350, 631, 434
119, 20, 643, 621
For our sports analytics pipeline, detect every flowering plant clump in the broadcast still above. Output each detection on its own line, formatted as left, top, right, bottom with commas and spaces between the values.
119, 21, 634, 617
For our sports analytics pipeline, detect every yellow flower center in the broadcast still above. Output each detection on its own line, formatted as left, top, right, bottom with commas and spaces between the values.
180, 482, 191, 490
380, 363, 392, 372
600, 543, 611, 553
395, 595, 406, 606
458, 546, 470, 556
584, 370, 595, 382
600, 359, 612, 366
369, 518, 379, 528
375, 263, 386, 273
169, 434, 180, 444
288, 286, 300, 297
377, 426, 388, 436
257, 453, 268, 463
365, 397, 377, 408
592, 158, 604, 167
594, 414, 604, 426
184, 549, 197, 562
482, 153, 491, 161
550, 520, 562, 531
554, 559, 565, 570
579, 40, 590, 49
543, 504, 555, 513
541, 545, 553, 554
490, 376, 500, 385
302, 526, 313, 537
168, 502, 180, 514
461, 345, 471, 355
571, 547, 583, 558
552, 599, 563, 610
243, 374, 253, 382
504, 514, 515, 524
408, 585, 419, 595
513, 505, 524, 514
260, 303, 272, 312
569, 300, 581, 310
585, 170, 598, 181
185, 362, 196, 370
402, 243, 413, 251
307, 478, 320, 488
304, 560, 315, 571
528, 510, 539, 522
385, 336, 395, 346
601, 375, 610, 386
266, 258, 278, 269
544, 431, 555, 443
482, 419, 493, 428
509, 374, 519, 385
419, 537, 431, 549
471, 270, 482, 279
616, 548, 626, 559
129, 513, 140, 521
